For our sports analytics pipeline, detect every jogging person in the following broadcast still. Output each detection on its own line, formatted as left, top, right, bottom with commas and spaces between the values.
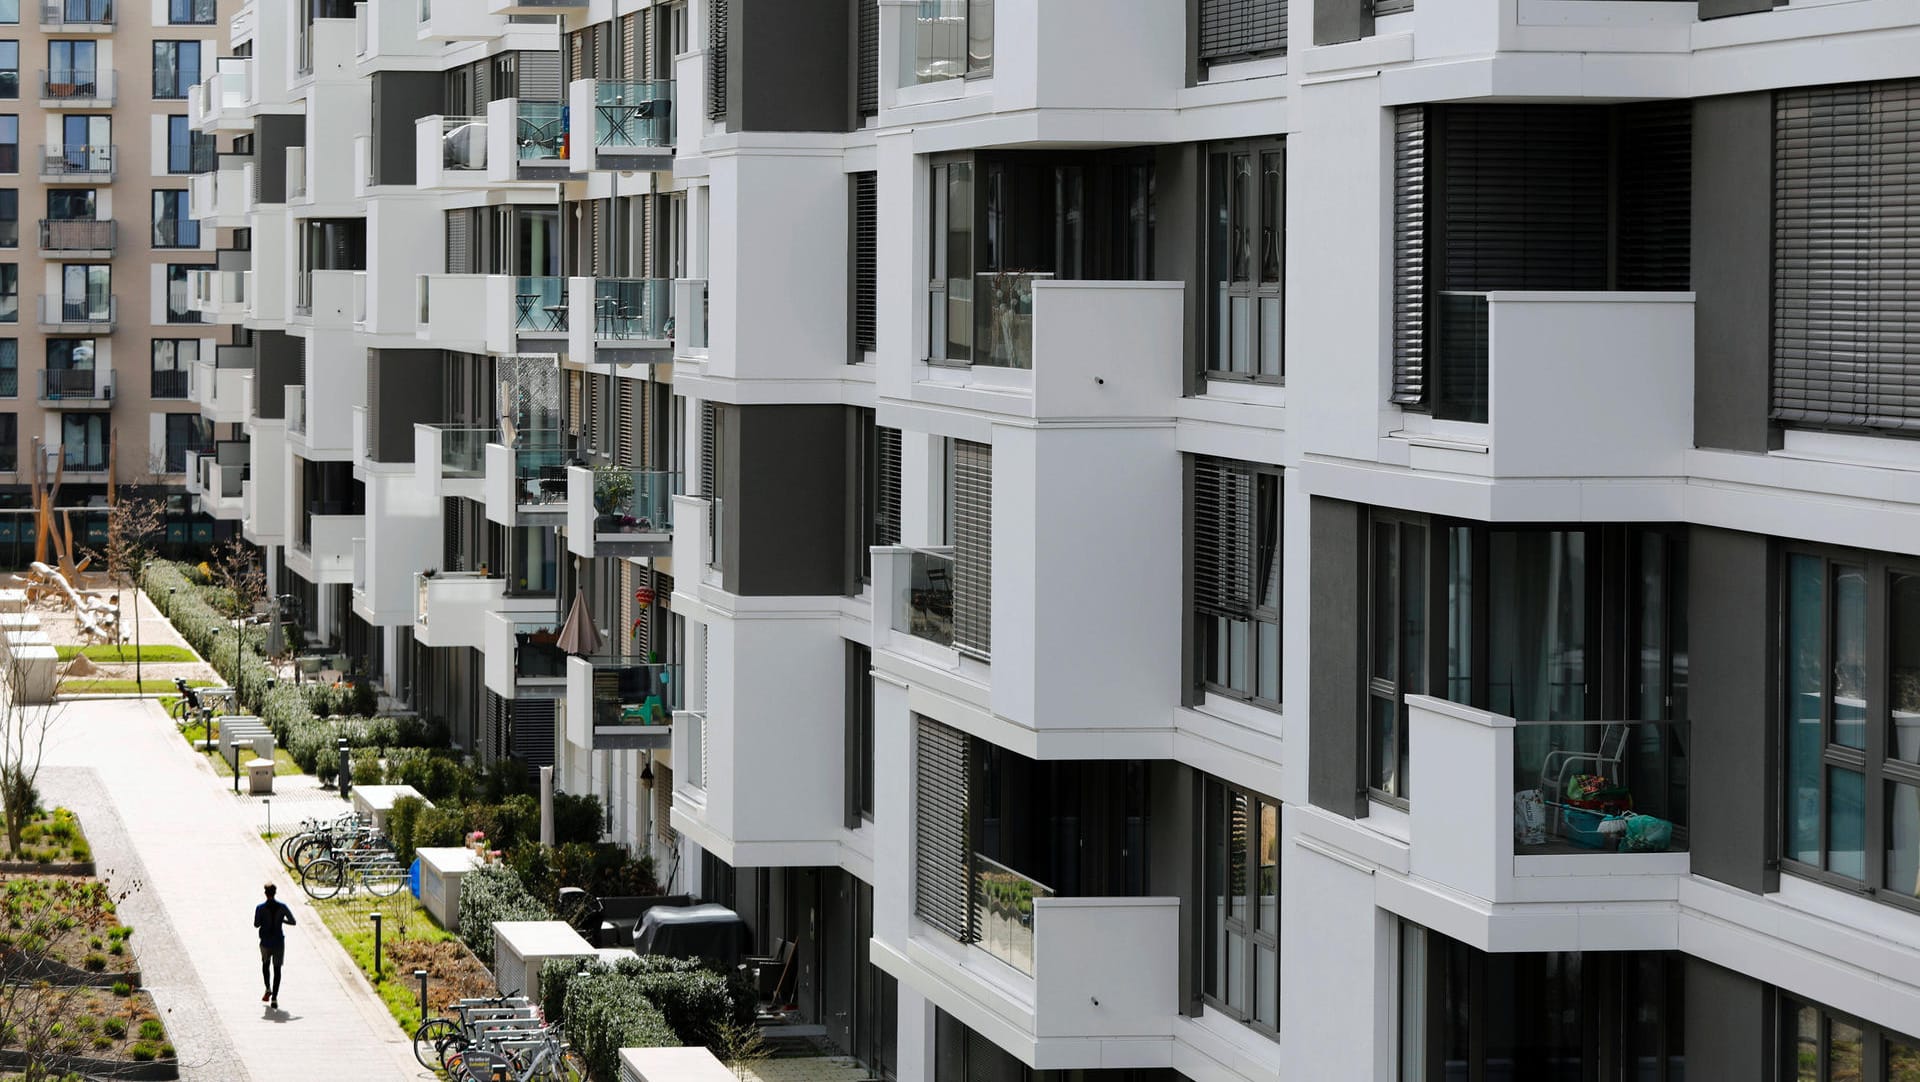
254, 883, 296, 1009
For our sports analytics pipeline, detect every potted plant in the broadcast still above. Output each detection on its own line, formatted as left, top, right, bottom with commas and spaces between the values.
593, 469, 635, 532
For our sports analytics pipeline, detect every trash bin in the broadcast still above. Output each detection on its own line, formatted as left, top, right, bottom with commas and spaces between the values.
247, 758, 275, 796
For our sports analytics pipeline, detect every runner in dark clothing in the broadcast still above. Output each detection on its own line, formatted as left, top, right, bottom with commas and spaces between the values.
254, 883, 295, 1009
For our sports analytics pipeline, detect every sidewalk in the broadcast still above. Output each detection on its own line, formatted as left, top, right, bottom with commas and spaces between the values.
37, 699, 429, 1082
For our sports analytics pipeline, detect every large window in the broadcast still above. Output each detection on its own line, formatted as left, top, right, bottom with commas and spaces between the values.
1196, 0, 1287, 68
151, 339, 195, 398
0, 412, 15, 471
0, 263, 16, 322
0, 42, 17, 100
0, 115, 16, 173
0, 189, 14, 248
0, 339, 16, 397
1782, 996, 1920, 1081
61, 412, 107, 470
168, 0, 215, 24
163, 414, 211, 474
60, 264, 108, 322
164, 264, 200, 322
47, 189, 92, 222
844, 642, 874, 826
1192, 456, 1281, 707
1204, 140, 1284, 383
1783, 547, 1920, 909
165, 115, 200, 173
152, 42, 200, 100
152, 190, 196, 247
47, 41, 97, 99
1201, 775, 1279, 1033
0, 2, 15, 25
899, 0, 992, 86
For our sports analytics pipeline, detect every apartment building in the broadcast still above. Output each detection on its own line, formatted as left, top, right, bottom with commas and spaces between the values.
200, 0, 1920, 1078
0, 0, 238, 551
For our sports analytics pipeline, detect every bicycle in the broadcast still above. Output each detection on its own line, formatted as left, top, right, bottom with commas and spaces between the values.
300, 848, 406, 900
445, 1031, 586, 1082
413, 996, 537, 1071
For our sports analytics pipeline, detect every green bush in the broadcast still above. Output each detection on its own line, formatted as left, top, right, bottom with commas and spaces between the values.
102, 1019, 125, 1038
561, 963, 679, 1082
540, 956, 588, 1026
613, 955, 737, 1049
413, 805, 467, 852
388, 796, 425, 865
457, 862, 551, 966
137, 1019, 163, 1041
129, 1041, 158, 1061
351, 748, 383, 786
109, 981, 130, 997
508, 842, 659, 909
552, 792, 604, 846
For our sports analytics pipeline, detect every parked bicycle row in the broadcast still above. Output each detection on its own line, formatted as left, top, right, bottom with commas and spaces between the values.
413, 995, 587, 1082
276, 812, 407, 900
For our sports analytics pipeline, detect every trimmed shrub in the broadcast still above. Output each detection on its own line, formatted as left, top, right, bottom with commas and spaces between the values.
457, 862, 551, 965
551, 792, 603, 846
388, 796, 425, 865
351, 748, 383, 786
508, 842, 659, 909
561, 963, 679, 1082
612, 955, 737, 1049
413, 805, 467, 852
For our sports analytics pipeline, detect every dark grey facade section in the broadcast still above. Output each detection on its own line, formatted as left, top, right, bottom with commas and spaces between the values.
720, 404, 850, 597
216, 247, 249, 272
254, 330, 302, 421
1687, 525, 1779, 895
1156, 144, 1204, 400
1684, 959, 1773, 1077
1313, 0, 1369, 45
1693, 92, 1779, 454
728, 0, 852, 132
1148, 762, 1199, 1015
1699, 0, 1777, 17
367, 350, 445, 464
1308, 496, 1367, 818
371, 71, 440, 188
254, 114, 305, 205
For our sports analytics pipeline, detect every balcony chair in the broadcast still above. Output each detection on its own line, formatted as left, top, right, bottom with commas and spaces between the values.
1539, 722, 1632, 832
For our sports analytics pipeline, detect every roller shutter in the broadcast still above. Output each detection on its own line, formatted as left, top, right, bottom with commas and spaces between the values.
707, 0, 727, 121
876, 426, 900, 547
1197, 0, 1286, 63
852, 172, 877, 354
1390, 106, 1426, 406
1192, 456, 1253, 620
856, 0, 878, 118
951, 440, 991, 658
914, 716, 973, 943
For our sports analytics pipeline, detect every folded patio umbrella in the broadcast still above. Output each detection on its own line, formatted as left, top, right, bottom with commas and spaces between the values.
556, 588, 603, 657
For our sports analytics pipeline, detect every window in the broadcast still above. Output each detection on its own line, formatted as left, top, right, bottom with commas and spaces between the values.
163, 413, 210, 474
0, 2, 15, 25
1196, 0, 1286, 68
899, 0, 993, 86
168, 0, 215, 24
61, 115, 109, 174
152, 42, 200, 100
1783, 547, 1920, 909
60, 412, 107, 470
851, 171, 876, 357
0, 116, 15, 173
1367, 514, 1428, 799
152, 190, 196, 248
844, 643, 874, 826
1782, 996, 1920, 1081
164, 264, 200, 322
1201, 776, 1279, 1032
0, 190, 14, 248
0, 42, 16, 100
60, 264, 107, 321
165, 116, 200, 174
0, 413, 14, 471
1205, 140, 1283, 382
0, 340, 16, 397
47, 338, 93, 371
151, 339, 195, 398
1193, 456, 1282, 706
0, 263, 15, 322
47, 40, 97, 99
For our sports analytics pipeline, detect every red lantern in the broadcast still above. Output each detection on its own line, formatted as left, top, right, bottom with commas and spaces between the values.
634, 587, 656, 607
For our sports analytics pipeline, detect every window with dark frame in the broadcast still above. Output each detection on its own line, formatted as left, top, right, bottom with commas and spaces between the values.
1782, 995, 1920, 1081
1192, 456, 1281, 708
0, 42, 17, 101
150, 338, 194, 398
0, 189, 14, 248
152, 42, 200, 100
163, 413, 211, 474
845, 642, 874, 826
0, 412, 15, 471
1200, 775, 1280, 1034
163, 263, 200, 322
0, 263, 15, 322
152, 189, 197, 247
851, 171, 876, 357
0, 2, 15, 26
1204, 139, 1284, 383
852, 406, 880, 585
168, 0, 215, 23
1367, 513, 1428, 801
0, 340, 16, 397
0, 116, 16, 174
1782, 545, 1920, 910
1195, 0, 1287, 69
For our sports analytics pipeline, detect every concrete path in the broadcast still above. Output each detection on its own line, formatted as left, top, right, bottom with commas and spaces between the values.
36, 698, 429, 1082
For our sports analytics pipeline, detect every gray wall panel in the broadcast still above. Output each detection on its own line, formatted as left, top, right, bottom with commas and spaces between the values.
734, 0, 852, 132
1684, 959, 1772, 1077
371, 71, 440, 188
1309, 496, 1367, 817
368, 350, 445, 463
254, 330, 302, 420
255, 114, 305, 205
1688, 525, 1778, 894
721, 404, 850, 596
1693, 92, 1777, 453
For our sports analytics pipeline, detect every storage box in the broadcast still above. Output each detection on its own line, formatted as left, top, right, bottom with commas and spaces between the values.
1560, 808, 1612, 849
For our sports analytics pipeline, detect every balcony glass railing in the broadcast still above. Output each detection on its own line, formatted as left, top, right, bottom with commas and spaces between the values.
889, 547, 955, 646
594, 81, 673, 149
972, 854, 1049, 976
900, 0, 991, 86
514, 619, 566, 679
514, 276, 567, 332
590, 469, 680, 536
682, 709, 706, 789
1512, 719, 1689, 856
976, 271, 1043, 369
437, 424, 491, 476
439, 116, 487, 171
515, 102, 566, 161
513, 435, 567, 506
676, 278, 708, 350
584, 659, 680, 729
592, 278, 669, 340
1433, 291, 1490, 424
415, 569, 492, 628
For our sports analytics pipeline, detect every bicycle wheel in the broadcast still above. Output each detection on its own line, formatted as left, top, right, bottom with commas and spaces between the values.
412, 1017, 461, 1070
277, 831, 310, 870
290, 837, 332, 874
301, 858, 343, 901
364, 863, 405, 898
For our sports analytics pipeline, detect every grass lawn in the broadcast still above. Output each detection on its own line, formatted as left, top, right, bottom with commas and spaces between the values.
53, 644, 199, 663
62, 678, 209, 696
312, 890, 497, 1036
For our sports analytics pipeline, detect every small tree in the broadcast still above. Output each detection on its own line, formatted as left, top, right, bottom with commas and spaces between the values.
208, 538, 265, 619
86, 496, 166, 680
0, 654, 63, 858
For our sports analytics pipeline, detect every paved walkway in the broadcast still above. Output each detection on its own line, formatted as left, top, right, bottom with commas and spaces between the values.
37, 698, 429, 1082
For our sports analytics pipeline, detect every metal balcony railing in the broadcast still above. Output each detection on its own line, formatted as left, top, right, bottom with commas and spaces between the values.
38, 145, 114, 178
38, 69, 113, 103
37, 219, 114, 252
40, 0, 112, 28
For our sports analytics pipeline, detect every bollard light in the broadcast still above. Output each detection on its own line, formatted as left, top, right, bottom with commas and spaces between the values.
263, 798, 271, 839
371, 912, 383, 978
415, 968, 428, 1017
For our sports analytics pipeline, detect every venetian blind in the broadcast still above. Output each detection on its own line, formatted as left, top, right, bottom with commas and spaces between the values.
852, 172, 877, 354
876, 426, 901, 547
952, 440, 992, 658
1390, 106, 1426, 406
914, 716, 973, 943
1197, 0, 1287, 64
706, 0, 728, 121
1192, 456, 1254, 619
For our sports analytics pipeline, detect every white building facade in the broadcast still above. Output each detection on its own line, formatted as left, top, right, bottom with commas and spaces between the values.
205, 0, 1920, 1078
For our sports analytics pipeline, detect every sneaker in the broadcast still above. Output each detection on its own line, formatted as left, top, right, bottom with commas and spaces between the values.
270, 998, 278, 1010
261, 992, 270, 1003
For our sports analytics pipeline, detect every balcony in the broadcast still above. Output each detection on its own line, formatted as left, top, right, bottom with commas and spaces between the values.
565, 656, 677, 752
36, 294, 115, 334
296, 268, 358, 329
567, 79, 673, 174
486, 97, 569, 183
38, 367, 112, 405
37, 70, 114, 108
566, 277, 669, 367
187, 268, 247, 322
1398, 291, 1695, 485
189, 153, 250, 228
192, 355, 252, 424
482, 613, 566, 698
673, 278, 708, 357
38, 145, 114, 183
413, 422, 490, 501
415, 0, 508, 41
880, 547, 957, 651
195, 457, 246, 520
1405, 695, 1691, 931
39, 0, 112, 31
482, 437, 568, 527
486, 0, 583, 13
416, 273, 558, 355
414, 571, 552, 651
188, 58, 252, 133
565, 467, 680, 559
290, 514, 357, 584
414, 115, 488, 191
37, 219, 114, 257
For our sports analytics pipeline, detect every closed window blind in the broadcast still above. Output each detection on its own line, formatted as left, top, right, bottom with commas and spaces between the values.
1375, 0, 1413, 14
852, 172, 877, 354
1616, 101, 1693, 292
1437, 105, 1607, 292
511, 697, 556, 770
1197, 0, 1286, 64
617, 380, 638, 468
519, 50, 562, 102
1390, 106, 1426, 406
914, 716, 973, 943
706, 0, 728, 121
1774, 79, 1920, 432
877, 425, 901, 547
856, 0, 878, 118
654, 761, 675, 844
952, 440, 992, 658
1193, 456, 1254, 619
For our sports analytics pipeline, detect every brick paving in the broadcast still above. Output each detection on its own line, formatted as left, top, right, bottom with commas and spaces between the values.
36, 698, 429, 1081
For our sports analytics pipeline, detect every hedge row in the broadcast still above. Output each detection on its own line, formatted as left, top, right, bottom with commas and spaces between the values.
457, 861, 553, 966
547, 958, 687, 1082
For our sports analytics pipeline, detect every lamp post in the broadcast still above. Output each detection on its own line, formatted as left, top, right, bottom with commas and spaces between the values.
370, 911, 383, 978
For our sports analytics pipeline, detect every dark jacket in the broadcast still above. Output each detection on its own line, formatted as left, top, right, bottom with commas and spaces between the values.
254, 899, 295, 947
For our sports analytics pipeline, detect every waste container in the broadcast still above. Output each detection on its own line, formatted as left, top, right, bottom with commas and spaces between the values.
247, 758, 274, 796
